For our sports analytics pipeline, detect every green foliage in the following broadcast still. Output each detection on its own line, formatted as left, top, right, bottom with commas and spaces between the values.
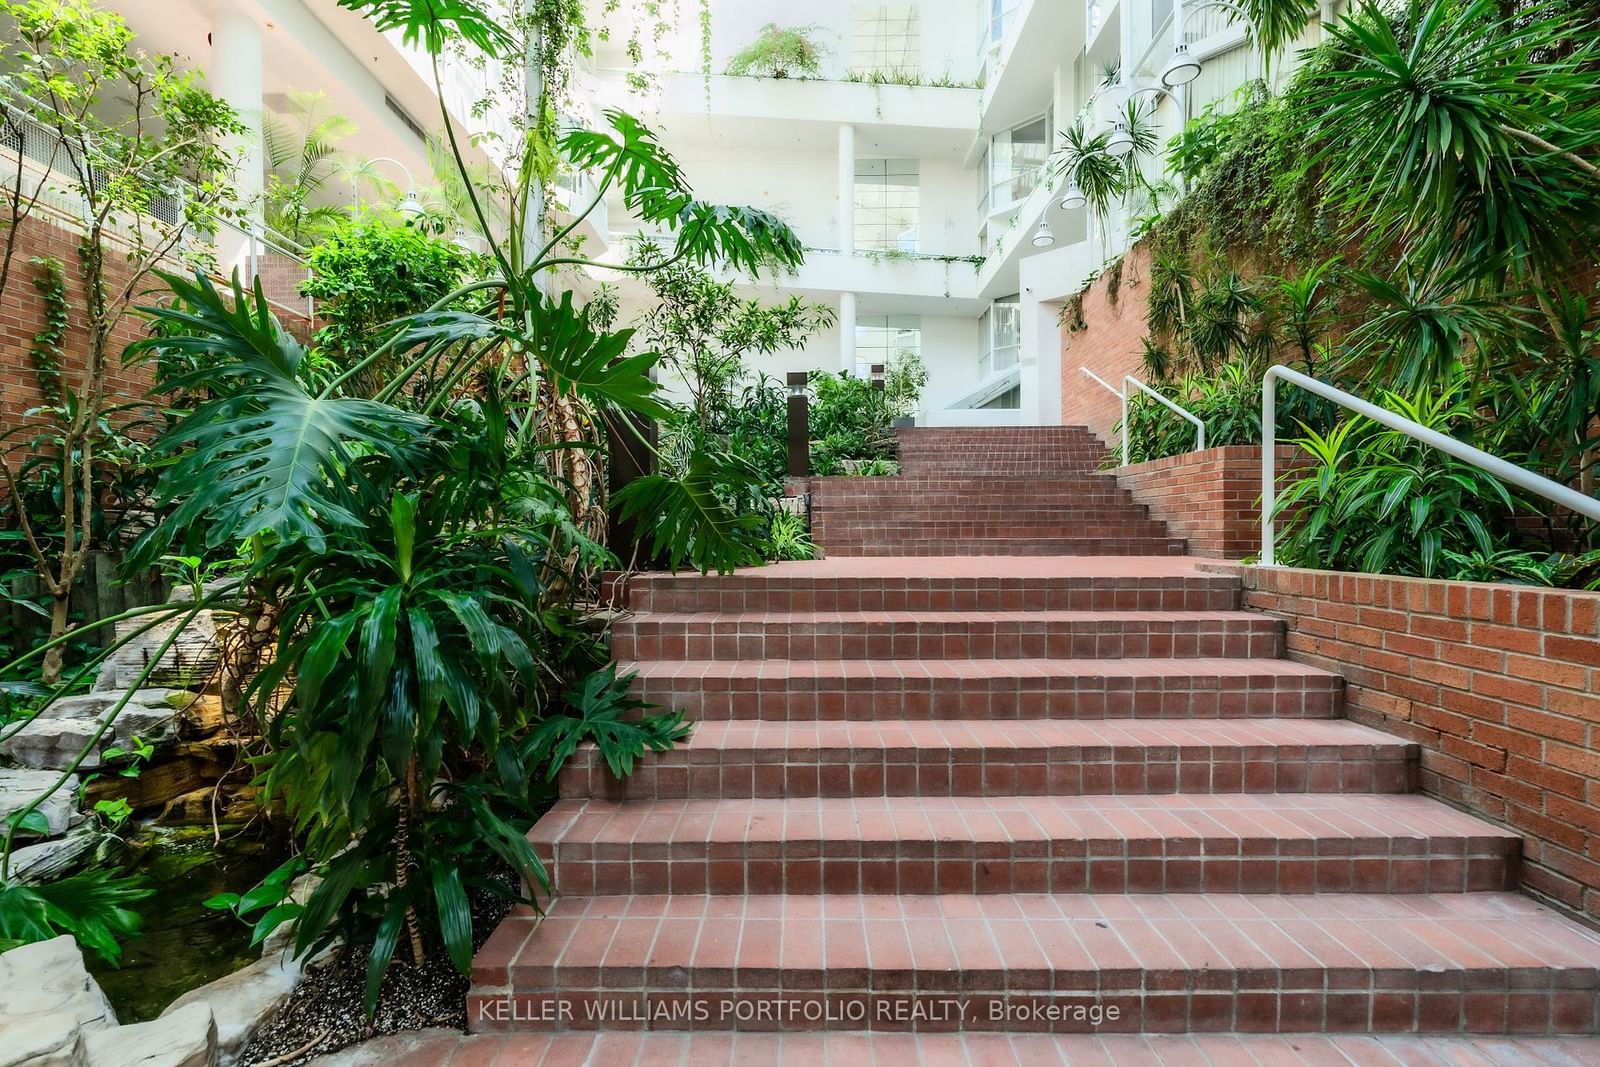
726, 23, 826, 78
765, 509, 818, 561
1233, 0, 1319, 78
526, 666, 691, 780
1293, 0, 1600, 283
334, 0, 513, 56
633, 256, 835, 424
1272, 385, 1521, 577
614, 449, 770, 573
299, 219, 474, 374
809, 372, 897, 477
883, 348, 928, 420
27, 257, 68, 406
0, 869, 153, 965
128, 272, 428, 561
263, 89, 361, 245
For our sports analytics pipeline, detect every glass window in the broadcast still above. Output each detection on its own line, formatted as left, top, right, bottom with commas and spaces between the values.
852, 4, 920, 76
855, 158, 920, 253
988, 114, 1050, 210
855, 315, 920, 379
978, 296, 1021, 378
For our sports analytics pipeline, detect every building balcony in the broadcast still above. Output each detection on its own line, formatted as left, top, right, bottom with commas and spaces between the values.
649, 73, 980, 154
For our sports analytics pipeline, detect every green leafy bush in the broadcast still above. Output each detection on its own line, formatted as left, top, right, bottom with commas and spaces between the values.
1272, 386, 1525, 577
726, 23, 826, 78
300, 219, 474, 379
809, 371, 896, 476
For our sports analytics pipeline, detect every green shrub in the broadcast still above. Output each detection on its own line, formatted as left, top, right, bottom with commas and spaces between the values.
300, 219, 473, 380
726, 23, 826, 78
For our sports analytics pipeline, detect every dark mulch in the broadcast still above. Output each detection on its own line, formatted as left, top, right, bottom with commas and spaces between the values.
237, 873, 517, 1066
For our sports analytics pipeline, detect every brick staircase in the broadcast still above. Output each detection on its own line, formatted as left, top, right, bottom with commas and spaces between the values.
469, 426, 1600, 1051
812, 427, 1186, 556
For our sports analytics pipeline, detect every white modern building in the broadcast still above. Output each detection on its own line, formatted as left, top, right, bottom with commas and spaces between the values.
16, 0, 1306, 423
578, 0, 1317, 424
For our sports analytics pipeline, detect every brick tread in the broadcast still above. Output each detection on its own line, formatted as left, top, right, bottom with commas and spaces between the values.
533, 794, 1518, 896
625, 657, 1343, 720
821, 539, 1189, 557
312, 1030, 1600, 1064
556, 719, 1418, 800
613, 611, 1283, 661
470, 891, 1600, 1034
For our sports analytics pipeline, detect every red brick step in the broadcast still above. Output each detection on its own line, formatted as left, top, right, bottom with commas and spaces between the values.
469, 891, 1600, 1034
557, 719, 1417, 801
533, 794, 1519, 897
610, 610, 1283, 662
625, 657, 1343, 721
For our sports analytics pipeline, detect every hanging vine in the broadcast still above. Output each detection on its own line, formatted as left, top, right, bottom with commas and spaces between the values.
27, 255, 68, 407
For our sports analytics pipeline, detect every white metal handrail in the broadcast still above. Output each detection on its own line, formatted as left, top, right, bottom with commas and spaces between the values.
1261, 364, 1600, 566
1081, 366, 1125, 459
1079, 367, 1207, 466
1124, 374, 1205, 466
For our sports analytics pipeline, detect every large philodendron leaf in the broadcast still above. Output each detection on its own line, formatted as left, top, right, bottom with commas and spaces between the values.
561, 111, 806, 273
613, 449, 768, 574
562, 111, 694, 223
133, 273, 427, 561
335, 0, 514, 57
535, 290, 668, 419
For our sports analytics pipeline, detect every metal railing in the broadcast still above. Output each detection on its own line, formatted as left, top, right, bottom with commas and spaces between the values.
1080, 366, 1206, 466
1260, 364, 1600, 566
213, 218, 316, 322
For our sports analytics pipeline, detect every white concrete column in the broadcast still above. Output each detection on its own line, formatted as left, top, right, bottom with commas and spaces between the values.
838, 123, 856, 254
211, 10, 264, 272
838, 291, 857, 374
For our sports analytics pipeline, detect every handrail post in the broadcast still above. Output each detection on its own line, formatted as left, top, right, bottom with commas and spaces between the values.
1121, 387, 1129, 467
1261, 367, 1278, 566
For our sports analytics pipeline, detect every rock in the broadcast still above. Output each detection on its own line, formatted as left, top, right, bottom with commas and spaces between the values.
0, 1011, 84, 1067
0, 768, 80, 836
0, 936, 117, 1067
0, 707, 174, 771
94, 611, 221, 693
81, 1001, 218, 1067
161, 949, 301, 1062
85, 741, 236, 814
9, 830, 97, 884
306, 1029, 462, 1067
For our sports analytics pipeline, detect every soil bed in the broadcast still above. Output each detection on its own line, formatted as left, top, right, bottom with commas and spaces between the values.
237, 871, 517, 1066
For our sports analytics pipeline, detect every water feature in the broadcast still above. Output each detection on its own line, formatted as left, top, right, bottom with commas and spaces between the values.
87, 823, 287, 1023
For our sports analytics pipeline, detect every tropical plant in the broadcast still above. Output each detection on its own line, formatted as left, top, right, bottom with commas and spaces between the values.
299, 218, 475, 380
765, 509, 818, 562
1293, 0, 1600, 285
883, 348, 928, 419
1272, 385, 1523, 576
726, 23, 826, 78
262, 89, 362, 245
0, 868, 152, 965
0, 0, 242, 685
631, 255, 835, 429
809, 371, 897, 476
1233, 0, 1319, 80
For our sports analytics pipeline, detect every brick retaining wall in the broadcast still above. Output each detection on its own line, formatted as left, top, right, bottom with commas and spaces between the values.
1115, 445, 1304, 560
1215, 563, 1600, 924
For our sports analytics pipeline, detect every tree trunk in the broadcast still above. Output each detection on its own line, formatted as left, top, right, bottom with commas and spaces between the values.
40, 593, 70, 685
